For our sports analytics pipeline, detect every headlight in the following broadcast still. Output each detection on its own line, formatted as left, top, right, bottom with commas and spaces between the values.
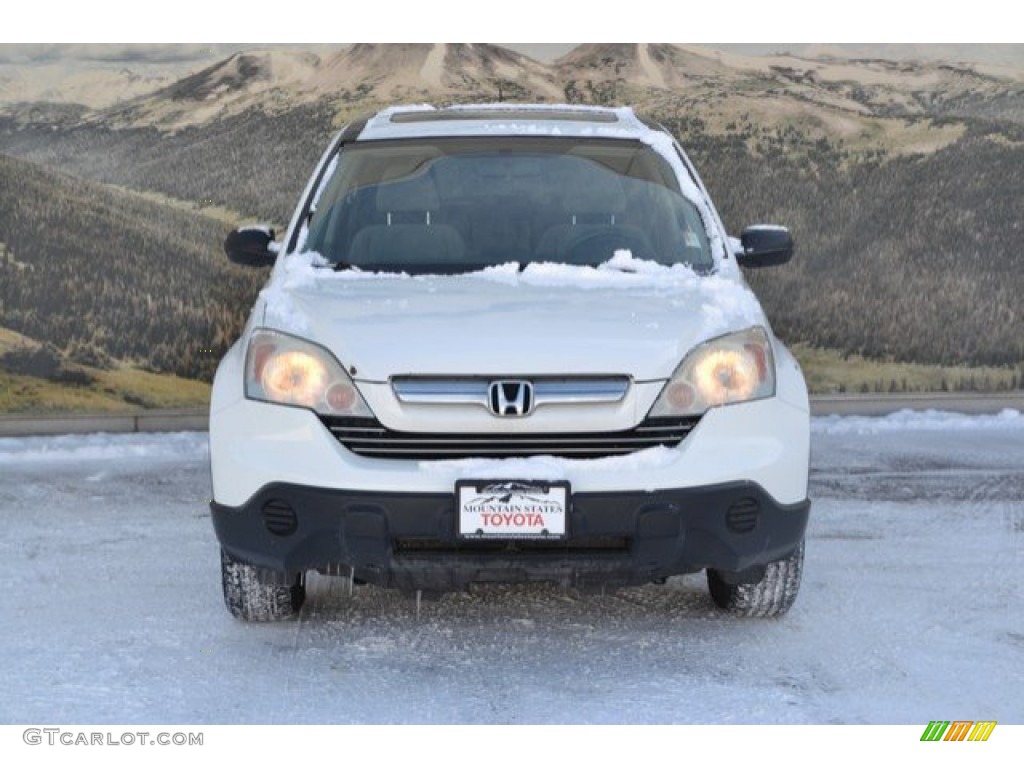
648, 327, 775, 418
244, 329, 374, 418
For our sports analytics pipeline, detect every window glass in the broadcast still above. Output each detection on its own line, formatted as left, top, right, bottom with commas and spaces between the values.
301, 137, 713, 273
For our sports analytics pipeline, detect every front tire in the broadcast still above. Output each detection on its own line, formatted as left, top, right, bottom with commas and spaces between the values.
220, 548, 306, 622
707, 540, 804, 617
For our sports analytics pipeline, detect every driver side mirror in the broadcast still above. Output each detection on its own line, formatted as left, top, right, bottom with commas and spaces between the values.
736, 225, 794, 268
224, 226, 277, 268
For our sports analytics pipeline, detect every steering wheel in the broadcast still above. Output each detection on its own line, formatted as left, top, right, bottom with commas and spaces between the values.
560, 227, 657, 265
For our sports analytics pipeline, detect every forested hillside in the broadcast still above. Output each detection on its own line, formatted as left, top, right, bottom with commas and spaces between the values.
0, 102, 338, 223
0, 155, 264, 381
672, 118, 1024, 367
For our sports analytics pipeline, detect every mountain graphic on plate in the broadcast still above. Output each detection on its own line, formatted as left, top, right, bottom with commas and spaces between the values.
473, 482, 552, 505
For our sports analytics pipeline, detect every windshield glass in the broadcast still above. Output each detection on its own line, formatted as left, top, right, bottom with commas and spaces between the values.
300, 137, 714, 274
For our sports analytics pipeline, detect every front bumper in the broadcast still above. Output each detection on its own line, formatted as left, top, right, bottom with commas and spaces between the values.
210, 340, 810, 591
210, 395, 810, 506
212, 480, 810, 592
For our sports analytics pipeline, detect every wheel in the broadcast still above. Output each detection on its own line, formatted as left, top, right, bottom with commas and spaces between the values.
707, 540, 804, 617
220, 548, 306, 622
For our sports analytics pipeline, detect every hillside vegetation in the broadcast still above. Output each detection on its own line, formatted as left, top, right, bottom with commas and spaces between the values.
0, 154, 265, 382
1, 43, 1022, 409
675, 118, 1024, 368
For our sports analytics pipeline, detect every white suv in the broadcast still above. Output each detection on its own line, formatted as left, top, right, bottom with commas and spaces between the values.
211, 104, 810, 621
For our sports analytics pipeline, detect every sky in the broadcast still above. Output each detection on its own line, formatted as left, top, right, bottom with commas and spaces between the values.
2, 1, 1020, 49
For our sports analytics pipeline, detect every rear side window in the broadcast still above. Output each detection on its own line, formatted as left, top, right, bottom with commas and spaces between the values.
301, 137, 713, 274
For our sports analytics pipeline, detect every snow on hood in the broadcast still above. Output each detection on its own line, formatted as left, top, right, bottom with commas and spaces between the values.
257, 251, 766, 382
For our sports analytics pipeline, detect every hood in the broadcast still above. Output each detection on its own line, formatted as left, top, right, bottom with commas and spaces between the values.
257, 258, 766, 382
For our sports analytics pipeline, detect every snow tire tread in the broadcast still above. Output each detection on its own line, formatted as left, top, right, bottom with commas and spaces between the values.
707, 539, 804, 618
220, 548, 305, 622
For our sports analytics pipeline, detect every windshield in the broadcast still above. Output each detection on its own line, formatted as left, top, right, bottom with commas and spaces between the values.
300, 137, 714, 274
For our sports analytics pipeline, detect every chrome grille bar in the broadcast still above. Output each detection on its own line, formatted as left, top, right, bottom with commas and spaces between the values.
392, 376, 630, 408
319, 416, 699, 460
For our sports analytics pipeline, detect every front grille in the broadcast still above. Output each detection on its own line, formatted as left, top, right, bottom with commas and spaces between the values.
319, 416, 701, 460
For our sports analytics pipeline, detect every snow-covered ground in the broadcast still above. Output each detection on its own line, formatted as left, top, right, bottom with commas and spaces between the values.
1, 411, 1021, 724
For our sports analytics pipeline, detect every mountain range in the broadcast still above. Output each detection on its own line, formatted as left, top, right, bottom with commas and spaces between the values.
4, 43, 1022, 122
0, 43, 1021, 408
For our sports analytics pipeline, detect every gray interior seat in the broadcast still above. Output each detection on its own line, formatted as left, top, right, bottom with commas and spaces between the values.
348, 173, 465, 267
536, 164, 632, 260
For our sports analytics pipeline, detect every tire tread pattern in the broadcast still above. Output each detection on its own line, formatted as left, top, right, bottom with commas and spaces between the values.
707, 540, 804, 618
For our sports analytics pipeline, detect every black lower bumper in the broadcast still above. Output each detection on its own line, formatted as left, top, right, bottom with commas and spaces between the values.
211, 481, 809, 592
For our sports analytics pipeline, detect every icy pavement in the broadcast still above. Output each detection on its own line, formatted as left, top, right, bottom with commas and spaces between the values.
0, 413, 1022, 724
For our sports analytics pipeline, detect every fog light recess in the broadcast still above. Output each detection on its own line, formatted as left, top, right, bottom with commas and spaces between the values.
726, 497, 760, 533
262, 499, 298, 536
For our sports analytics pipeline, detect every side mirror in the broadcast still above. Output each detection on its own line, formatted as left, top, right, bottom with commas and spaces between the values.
224, 226, 277, 268
736, 225, 794, 268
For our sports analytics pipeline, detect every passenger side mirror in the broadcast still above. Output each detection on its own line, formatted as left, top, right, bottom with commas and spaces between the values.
736, 225, 794, 268
224, 226, 277, 268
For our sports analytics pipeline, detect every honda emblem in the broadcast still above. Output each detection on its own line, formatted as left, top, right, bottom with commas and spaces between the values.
488, 380, 534, 417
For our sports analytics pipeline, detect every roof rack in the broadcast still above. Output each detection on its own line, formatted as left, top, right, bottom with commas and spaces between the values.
390, 108, 620, 124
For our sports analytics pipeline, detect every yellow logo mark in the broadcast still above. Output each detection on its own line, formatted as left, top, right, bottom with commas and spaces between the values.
967, 721, 997, 742
922, 720, 996, 742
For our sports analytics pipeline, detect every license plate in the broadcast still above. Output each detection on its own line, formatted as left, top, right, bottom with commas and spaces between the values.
457, 480, 569, 539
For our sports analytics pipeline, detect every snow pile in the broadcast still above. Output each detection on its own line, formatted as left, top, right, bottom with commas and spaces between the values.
420, 445, 679, 481
812, 408, 1024, 435
0, 431, 209, 465
639, 129, 734, 276
473, 253, 762, 336
259, 251, 331, 332
688, 275, 766, 337
474, 251, 703, 289
292, 153, 341, 254
236, 224, 274, 237
446, 103, 634, 116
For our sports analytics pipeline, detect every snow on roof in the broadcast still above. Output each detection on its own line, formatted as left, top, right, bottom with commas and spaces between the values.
357, 103, 654, 142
